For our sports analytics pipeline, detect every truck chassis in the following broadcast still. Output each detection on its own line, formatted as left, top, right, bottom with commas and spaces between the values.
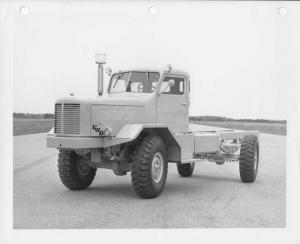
48, 124, 259, 198
47, 57, 260, 199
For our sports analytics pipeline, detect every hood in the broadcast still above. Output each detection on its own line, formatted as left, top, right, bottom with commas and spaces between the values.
54, 92, 157, 137
56, 92, 155, 107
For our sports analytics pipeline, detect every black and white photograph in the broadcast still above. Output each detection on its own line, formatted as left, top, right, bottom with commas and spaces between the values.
0, 0, 300, 243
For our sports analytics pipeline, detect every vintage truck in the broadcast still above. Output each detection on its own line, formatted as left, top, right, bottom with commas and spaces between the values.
47, 54, 259, 199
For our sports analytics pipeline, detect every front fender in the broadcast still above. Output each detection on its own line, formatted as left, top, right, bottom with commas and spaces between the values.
46, 124, 176, 149
116, 124, 169, 139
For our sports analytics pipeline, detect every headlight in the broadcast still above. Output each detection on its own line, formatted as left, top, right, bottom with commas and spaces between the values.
104, 127, 113, 136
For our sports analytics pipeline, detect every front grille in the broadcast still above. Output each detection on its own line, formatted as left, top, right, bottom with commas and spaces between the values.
63, 104, 80, 134
54, 103, 80, 134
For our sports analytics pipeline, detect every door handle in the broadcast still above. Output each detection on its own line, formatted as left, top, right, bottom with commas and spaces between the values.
181, 103, 188, 106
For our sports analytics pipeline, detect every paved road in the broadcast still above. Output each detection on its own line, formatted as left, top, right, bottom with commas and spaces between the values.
13, 125, 286, 228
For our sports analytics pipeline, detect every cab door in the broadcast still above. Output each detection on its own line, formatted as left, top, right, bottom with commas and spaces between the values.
156, 75, 189, 133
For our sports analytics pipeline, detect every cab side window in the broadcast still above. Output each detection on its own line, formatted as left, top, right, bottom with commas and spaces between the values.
160, 76, 184, 95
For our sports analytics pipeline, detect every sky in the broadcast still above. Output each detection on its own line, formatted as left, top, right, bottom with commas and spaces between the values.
10, 1, 300, 120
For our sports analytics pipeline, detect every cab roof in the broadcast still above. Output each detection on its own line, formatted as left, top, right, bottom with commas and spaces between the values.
115, 68, 190, 79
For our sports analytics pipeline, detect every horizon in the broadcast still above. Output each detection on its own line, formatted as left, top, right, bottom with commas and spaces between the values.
12, 112, 287, 122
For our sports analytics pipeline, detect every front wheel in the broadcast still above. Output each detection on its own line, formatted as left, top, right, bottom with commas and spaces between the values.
58, 150, 97, 190
131, 135, 168, 199
239, 135, 259, 183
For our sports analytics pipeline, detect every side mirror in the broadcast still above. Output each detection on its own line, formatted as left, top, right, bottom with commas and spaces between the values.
164, 64, 172, 73
106, 67, 112, 76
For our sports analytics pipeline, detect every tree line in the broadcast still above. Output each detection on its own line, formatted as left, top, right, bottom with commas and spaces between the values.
13, 113, 286, 123
189, 116, 286, 124
13, 113, 54, 119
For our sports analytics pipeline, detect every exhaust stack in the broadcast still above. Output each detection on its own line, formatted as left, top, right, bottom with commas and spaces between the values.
95, 53, 106, 96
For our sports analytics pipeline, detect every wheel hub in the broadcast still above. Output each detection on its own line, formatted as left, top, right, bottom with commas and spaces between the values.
151, 152, 164, 183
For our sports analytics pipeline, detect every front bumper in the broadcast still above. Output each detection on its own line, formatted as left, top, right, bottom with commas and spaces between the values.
46, 134, 129, 149
47, 134, 105, 149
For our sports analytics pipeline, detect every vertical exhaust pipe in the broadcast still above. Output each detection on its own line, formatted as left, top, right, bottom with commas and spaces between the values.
95, 53, 106, 96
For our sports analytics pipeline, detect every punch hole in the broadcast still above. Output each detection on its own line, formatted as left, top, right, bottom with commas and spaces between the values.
148, 6, 158, 16
20, 6, 29, 15
278, 7, 287, 15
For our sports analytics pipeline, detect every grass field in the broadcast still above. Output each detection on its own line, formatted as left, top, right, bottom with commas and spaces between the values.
13, 118, 53, 136
191, 120, 286, 136
14, 118, 286, 136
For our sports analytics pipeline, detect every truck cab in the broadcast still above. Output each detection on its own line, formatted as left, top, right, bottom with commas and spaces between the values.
105, 68, 190, 134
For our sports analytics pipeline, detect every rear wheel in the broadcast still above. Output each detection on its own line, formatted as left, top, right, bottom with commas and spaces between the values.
239, 135, 259, 183
131, 135, 167, 199
58, 150, 97, 190
177, 162, 195, 177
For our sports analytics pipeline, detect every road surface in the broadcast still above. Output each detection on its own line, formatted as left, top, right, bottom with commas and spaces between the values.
13, 125, 286, 228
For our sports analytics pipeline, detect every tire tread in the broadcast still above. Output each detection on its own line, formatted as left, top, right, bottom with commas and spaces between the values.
239, 135, 259, 183
131, 135, 167, 199
177, 163, 194, 177
58, 150, 96, 190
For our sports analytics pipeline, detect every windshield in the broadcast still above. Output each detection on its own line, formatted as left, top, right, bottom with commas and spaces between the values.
108, 71, 160, 93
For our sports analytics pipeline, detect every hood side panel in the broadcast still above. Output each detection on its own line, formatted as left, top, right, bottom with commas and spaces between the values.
91, 105, 144, 136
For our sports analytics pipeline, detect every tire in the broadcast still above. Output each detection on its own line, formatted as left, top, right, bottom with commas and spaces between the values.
131, 135, 168, 199
239, 135, 259, 183
177, 162, 195, 177
58, 150, 97, 190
